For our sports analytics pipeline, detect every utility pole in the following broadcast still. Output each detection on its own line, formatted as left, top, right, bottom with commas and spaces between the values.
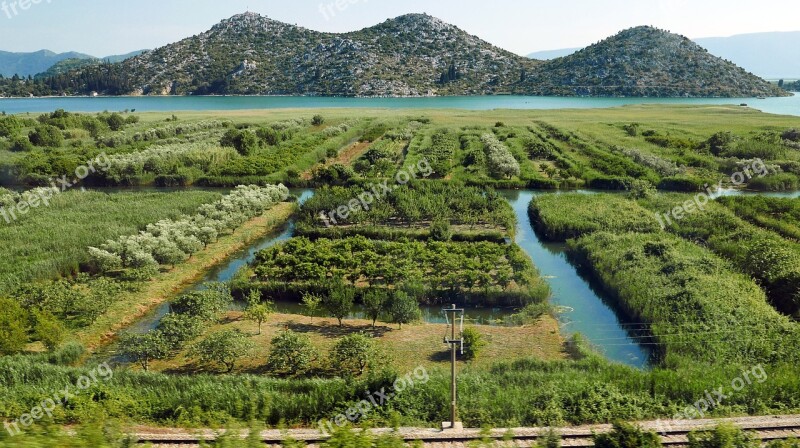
442, 304, 464, 431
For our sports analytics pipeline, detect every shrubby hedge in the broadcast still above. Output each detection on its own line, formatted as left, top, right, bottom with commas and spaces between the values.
2, 345, 800, 429
718, 196, 800, 241
529, 193, 660, 242
481, 133, 521, 179
568, 231, 800, 367
89, 185, 288, 275
639, 196, 800, 316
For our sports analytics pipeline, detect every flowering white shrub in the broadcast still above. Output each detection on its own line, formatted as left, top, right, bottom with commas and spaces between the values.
322, 123, 351, 137
620, 148, 686, 177
481, 134, 521, 179
89, 184, 289, 274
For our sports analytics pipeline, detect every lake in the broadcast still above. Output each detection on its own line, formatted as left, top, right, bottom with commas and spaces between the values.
1, 94, 799, 116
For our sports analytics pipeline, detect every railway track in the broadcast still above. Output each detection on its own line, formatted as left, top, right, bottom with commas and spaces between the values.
129, 415, 800, 447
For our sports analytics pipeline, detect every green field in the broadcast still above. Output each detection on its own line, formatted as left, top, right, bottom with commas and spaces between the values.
2, 106, 800, 437
2, 105, 800, 190
0, 189, 221, 293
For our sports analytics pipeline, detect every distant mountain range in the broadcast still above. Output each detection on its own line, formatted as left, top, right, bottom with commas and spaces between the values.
0, 50, 147, 78
0, 14, 788, 98
528, 31, 800, 79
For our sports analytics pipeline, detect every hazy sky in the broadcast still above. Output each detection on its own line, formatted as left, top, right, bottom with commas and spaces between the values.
1, 0, 798, 56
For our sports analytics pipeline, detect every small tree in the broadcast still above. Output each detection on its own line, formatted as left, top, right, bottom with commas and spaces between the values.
312, 114, 325, 126
32, 310, 66, 352
267, 330, 318, 376
324, 282, 355, 327
302, 292, 323, 322
461, 327, 487, 361
119, 331, 170, 371
191, 329, 254, 373
328, 333, 376, 377
243, 290, 274, 335
157, 313, 203, 349
362, 289, 386, 329
171, 284, 233, 321
0, 298, 28, 355
388, 290, 420, 329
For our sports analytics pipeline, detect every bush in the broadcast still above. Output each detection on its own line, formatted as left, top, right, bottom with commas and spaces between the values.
104, 113, 125, 131
0, 115, 21, 137
657, 176, 707, 192
220, 129, 258, 156
28, 124, 64, 147
157, 313, 203, 349
267, 330, 318, 376
622, 123, 639, 137
461, 327, 487, 361
687, 423, 759, 448
32, 310, 65, 351
430, 217, 453, 241
9, 134, 34, 152
482, 133, 521, 179
312, 115, 325, 126
748, 173, 800, 191
537, 428, 562, 448
0, 298, 28, 355
625, 179, 656, 199
594, 421, 662, 448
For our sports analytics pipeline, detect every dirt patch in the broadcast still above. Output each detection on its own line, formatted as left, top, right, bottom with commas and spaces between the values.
301, 139, 372, 180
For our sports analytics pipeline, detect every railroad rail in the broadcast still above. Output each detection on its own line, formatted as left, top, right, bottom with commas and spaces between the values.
128, 415, 800, 447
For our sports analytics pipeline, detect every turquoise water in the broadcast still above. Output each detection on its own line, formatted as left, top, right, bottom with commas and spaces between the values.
1, 94, 798, 116
502, 190, 652, 368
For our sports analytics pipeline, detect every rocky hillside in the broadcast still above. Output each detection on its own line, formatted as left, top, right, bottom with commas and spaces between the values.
49, 12, 536, 97
4, 17, 788, 98
517, 26, 789, 97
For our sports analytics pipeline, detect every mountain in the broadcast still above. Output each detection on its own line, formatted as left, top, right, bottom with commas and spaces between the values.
695, 32, 800, 79
0, 50, 94, 77
34, 50, 149, 79
527, 48, 581, 60
52, 12, 537, 97
527, 31, 800, 79
3, 16, 787, 98
517, 26, 788, 97
103, 50, 149, 64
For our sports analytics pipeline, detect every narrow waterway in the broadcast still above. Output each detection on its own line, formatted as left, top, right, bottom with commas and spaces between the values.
502, 190, 652, 368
